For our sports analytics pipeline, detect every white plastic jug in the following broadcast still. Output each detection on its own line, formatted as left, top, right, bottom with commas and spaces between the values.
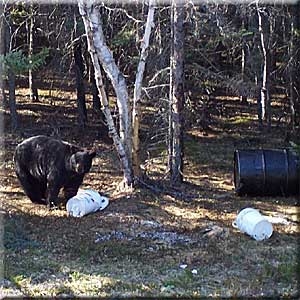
232, 208, 273, 241
66, 189, 109, 217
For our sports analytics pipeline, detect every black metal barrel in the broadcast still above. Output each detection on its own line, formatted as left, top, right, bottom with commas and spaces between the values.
234, 149, 300, 196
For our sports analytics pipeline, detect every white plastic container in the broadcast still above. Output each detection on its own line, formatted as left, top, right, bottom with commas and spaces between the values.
232, 208, 273, 241
66, 189, 109, 217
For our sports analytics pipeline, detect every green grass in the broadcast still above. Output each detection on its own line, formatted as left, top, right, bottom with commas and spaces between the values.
228, 116, 254, 125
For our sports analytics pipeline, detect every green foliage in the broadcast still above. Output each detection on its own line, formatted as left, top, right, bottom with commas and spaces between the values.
30, 48, 49, 71
0, 50, 28, 74
112, 28, 135, 47
222, 29, 254, 41
9, 5, 29, 25
290, 142, 300, 156
0, 47, 49, 75
240, 29, 254, 38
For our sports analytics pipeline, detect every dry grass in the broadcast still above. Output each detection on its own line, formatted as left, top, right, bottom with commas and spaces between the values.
0, 88, 299, 297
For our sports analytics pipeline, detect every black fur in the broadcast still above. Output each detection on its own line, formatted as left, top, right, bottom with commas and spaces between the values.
14, 135, 96, 208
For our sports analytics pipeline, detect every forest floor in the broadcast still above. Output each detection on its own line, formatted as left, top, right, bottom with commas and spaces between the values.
0, 84, 299, 297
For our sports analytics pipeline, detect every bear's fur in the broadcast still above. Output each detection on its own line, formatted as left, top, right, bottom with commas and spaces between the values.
14, 135, 96, 208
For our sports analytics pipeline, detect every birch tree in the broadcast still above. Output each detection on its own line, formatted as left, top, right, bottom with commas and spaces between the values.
132, 0, 155, 177
257, 2, 271, 130
4, 15, 19, 131
240, 17, 248, 104
0, 3, 6, 104
79, 1, 156, 186
28, 5, 38, 102
288, 2, 300, 130
79, 1, 134, 186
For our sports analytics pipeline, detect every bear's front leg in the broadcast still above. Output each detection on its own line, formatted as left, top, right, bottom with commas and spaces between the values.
63, 175, 84, 204
45, 181, 61, 209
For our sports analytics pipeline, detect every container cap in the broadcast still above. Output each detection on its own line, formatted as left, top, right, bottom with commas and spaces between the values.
253, 220, 273, 241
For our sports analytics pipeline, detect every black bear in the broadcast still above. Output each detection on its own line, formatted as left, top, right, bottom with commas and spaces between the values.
14, 135, 96, 208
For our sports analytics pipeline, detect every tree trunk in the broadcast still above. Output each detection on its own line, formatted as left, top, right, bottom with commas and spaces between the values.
168, 0, 185, 185
8, 69, 19, 130
256, 78, 263, 129
5, 18, 19, 130
91, 63, 106, 124
28, 6, 38, 103
288, 8, 295, 130
79, 2, 131, 157
294, 1, 300, 127
72, 11, 87, 127
91, 67, 101, 111
132, 0, 155, 178
257, 3, 271, 131
74, 41, 87, 127
0, 3, 6, 105
288, 2, 300, 128
79, 1, 133, 186
240, 18, 248, 104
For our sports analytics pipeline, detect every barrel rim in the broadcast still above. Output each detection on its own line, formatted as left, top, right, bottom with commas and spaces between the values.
233, 150, 241, 193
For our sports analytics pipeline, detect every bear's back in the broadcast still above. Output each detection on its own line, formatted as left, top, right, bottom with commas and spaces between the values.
16, 135, 79, 152
14, 135, 81, 166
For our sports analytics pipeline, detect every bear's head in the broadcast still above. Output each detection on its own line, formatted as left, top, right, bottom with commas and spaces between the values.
70, 149, 96, 174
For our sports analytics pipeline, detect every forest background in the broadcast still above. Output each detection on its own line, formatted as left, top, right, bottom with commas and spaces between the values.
0, 0, 299, 298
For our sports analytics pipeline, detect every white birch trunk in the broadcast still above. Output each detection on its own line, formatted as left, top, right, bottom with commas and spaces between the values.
257, 2, 270, 127
257, 5, 266, 120
240, 19, 248, 104
0, 2, 6, 104
28, 6, 38, 102
79, 2, 131, 152
79, 1, 133, 186
288, 6, 296, 129
132, 0, 155, 177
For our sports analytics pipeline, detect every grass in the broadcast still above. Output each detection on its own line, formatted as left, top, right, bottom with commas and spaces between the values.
228, 115, 254, 125
3, 224, 299, 297
1, 87, 299, 297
